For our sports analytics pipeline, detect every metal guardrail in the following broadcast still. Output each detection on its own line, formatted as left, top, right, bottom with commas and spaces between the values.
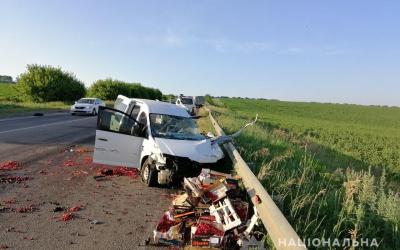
207, 109, 307, 250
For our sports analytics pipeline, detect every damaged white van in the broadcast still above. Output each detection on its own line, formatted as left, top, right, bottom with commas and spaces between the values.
93, 95, 225, 186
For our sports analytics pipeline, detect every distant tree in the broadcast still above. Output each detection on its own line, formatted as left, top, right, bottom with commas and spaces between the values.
88, 78, 163, 101
17, 64, 86, 102
0, 75, 13, 83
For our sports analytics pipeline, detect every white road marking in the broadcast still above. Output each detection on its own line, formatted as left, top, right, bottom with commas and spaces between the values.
0, 112, 69, 122
0, 117, 94, 134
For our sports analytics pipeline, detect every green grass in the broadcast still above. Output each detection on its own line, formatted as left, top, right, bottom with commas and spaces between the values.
0, 101, 70, 117
209, 98, 400, 249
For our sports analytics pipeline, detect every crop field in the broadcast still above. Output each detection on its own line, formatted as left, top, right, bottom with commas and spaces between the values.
209, 98, 400, 249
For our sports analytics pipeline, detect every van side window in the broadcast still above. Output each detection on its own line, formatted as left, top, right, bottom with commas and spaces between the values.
138, 112, 148, 138
98, 107, 138, 136
139, 112, 147, 126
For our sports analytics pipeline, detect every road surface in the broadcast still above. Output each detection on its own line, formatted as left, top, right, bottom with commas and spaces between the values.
0, 112, 174, 250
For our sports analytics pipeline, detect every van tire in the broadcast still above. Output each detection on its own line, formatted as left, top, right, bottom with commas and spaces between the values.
141, 159, 157, 187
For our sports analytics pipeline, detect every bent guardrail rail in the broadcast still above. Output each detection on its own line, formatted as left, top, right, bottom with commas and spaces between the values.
207, 109, 307, 250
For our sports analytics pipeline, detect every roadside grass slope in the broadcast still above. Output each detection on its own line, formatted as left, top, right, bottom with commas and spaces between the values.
209, 98, 400, 249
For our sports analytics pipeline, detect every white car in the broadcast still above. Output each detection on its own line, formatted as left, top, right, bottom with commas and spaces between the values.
70, 98, 105, 116
176, 96, 196, 115
93, 95, 225, 186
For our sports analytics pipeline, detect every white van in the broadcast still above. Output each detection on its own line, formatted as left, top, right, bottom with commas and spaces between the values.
194, 96, 205, 107
175, 96, 196, 115
93, 95, 225, 186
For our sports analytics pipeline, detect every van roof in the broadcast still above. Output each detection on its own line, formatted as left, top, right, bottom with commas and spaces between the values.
132, 98, 190, 117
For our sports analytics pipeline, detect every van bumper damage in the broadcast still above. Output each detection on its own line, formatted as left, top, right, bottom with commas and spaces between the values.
151, 153, 226, 185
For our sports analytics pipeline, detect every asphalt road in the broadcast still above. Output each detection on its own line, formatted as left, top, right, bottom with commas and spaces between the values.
0, 112, 97, 163
0, 112, 174, 249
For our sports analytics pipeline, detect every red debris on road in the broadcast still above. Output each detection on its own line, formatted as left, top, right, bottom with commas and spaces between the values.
63, 160, 80, 167
15, 205, 36, 213
0, 161, 19, 170
96, 167, 139, 179
82, 156, 93, 165
60, 212, 74, 221
68, 205, 82, 212
3, 198, 16, 204
74, 147, 91, 153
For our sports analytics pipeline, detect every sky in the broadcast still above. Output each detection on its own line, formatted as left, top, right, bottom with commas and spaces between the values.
1, 0, 399, 106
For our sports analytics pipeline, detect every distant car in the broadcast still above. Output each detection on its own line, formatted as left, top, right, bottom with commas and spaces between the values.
176, 96, 196, 115
70, 98, 105, 116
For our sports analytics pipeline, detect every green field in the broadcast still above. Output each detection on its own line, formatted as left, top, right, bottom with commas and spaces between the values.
209, 98, 400, 249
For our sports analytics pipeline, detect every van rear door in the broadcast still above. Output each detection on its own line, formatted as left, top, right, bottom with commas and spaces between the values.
93, 106, 144, 168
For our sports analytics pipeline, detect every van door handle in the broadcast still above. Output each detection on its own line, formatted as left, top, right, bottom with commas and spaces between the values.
98, 138, 108, 141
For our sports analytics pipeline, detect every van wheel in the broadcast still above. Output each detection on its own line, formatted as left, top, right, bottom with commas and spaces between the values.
141, 159, 157, 187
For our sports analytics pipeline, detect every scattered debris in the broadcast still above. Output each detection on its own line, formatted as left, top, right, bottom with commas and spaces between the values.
74, 147, 92, 153
53, 206, 65, 212
82, 156, 93, 165
38, 170, 48, 175
152, 168, 264, 249
60, 212, 74, 221
68, 205, 82, 212
3, 198, 17, 204
15, 205, 37, 213
63, 160, 80, 167
89, 219, 103, 225
71, 170, 89, 177
0, 161, 19, 170
95, 167, 139, 180
0, 176, 30, 184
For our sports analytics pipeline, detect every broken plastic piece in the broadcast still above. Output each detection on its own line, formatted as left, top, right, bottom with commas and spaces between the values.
244, 206, 260, 237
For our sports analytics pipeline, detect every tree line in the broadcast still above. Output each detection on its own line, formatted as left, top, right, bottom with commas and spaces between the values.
0, 75, 14, 83
9, 64, 163, 102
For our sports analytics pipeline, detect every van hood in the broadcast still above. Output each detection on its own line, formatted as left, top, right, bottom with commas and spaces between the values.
155, 138, 223, 163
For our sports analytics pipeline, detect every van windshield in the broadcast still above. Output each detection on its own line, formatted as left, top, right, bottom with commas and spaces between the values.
181, 98, 193, 105
150, 113, 205, 141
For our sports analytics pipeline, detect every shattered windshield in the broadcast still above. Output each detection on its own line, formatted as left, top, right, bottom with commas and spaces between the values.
150, 113, 205, 141
77, 99, 94, 104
